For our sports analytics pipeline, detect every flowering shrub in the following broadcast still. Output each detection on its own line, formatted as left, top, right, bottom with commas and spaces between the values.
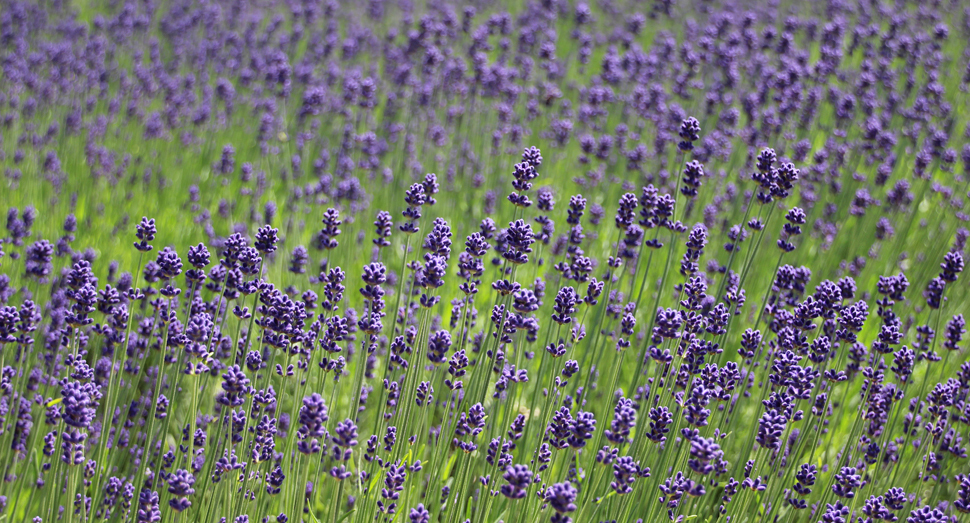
0, 1, 969, 523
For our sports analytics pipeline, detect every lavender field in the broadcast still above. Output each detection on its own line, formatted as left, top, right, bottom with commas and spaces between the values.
1, 0, 970, 522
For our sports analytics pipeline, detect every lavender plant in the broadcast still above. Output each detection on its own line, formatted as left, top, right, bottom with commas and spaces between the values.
1, 1, 969, 523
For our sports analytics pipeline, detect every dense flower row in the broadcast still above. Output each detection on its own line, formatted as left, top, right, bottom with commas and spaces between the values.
1, 1, 970, 523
